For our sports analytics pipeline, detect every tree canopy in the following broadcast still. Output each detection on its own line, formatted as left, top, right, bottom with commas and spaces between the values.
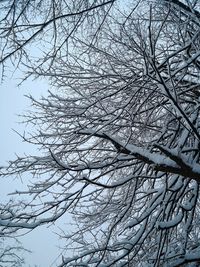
1, 0, 200, 266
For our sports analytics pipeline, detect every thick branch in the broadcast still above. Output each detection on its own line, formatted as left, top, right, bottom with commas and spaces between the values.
78, 130, 200, 182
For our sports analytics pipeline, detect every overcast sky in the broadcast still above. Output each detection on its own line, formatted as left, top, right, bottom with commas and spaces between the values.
0, 73, 67, 267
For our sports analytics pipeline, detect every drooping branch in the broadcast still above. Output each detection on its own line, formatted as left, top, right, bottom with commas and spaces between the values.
77, 129, 200, 182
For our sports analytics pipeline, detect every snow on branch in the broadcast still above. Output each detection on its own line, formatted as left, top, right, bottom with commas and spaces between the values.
78, 129, 200, 182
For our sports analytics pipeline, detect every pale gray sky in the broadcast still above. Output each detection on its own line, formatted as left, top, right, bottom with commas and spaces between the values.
0, 74, 67, 267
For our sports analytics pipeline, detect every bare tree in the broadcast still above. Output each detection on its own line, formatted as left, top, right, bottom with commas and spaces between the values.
1, 0, 200, 266
0, 0, 115, 76
0, 237, 28, 267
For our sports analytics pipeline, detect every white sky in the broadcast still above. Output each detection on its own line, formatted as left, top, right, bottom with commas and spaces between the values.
0, 73, 68, 267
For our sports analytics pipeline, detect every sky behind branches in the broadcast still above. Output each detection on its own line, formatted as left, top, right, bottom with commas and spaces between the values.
0, 75, 66, 267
